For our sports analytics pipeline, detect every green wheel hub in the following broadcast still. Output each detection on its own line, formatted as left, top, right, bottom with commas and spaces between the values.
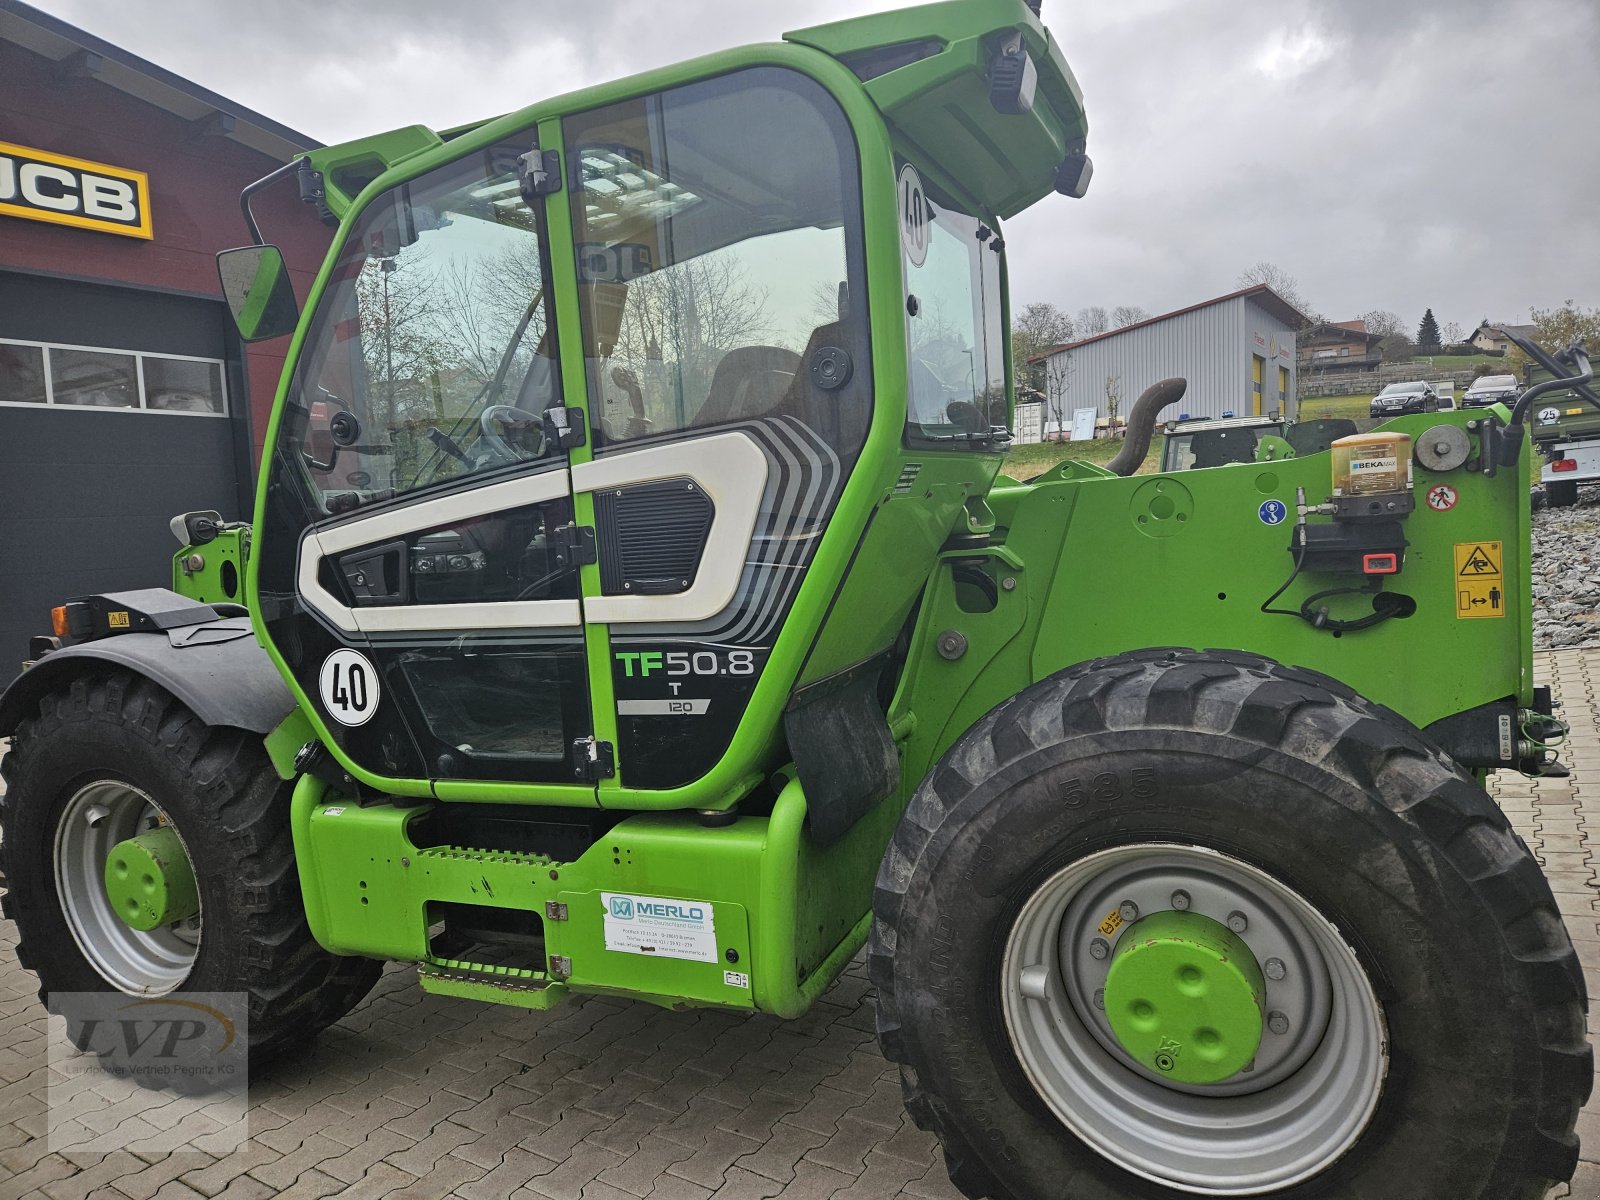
103, 826, 199, 932
1103, 910, 1265, 1084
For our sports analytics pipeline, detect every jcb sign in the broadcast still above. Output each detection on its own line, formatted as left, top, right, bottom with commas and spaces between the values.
0, 141, 152, 240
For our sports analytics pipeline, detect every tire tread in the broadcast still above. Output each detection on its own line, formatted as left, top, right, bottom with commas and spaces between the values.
870, 648, 1589, 1199
0, 670, 380, 1069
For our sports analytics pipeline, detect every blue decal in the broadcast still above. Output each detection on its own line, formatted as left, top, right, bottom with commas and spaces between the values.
1258, 499, 1288, 526
609, 897, 635, 919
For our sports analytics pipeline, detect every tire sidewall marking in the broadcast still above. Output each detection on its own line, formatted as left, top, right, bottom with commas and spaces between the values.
318, 649, 381, 727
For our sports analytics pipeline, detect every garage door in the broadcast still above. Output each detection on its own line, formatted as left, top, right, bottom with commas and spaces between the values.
0, 272, 251, 684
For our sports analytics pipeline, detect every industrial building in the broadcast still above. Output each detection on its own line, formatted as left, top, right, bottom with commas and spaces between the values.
0, 0, 327, 681
1031, 285, 1306, 427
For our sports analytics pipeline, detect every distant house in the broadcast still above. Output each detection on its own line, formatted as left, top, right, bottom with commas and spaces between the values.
1471, 322, 1535, 354
1029, 284, 1306, 423
1298, 320, 1384, 373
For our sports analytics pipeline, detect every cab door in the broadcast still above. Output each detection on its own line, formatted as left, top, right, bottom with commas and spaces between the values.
254, 132, 596, 790
552, 67, 875, 795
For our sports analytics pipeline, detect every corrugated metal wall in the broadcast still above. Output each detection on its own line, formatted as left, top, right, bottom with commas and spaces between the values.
1038, 297, 1299, 424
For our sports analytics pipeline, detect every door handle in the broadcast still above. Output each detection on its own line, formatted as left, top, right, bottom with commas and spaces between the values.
339, 540, 408, 605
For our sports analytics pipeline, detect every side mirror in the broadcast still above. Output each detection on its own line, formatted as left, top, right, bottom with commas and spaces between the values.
169, 509, 223, 547
217, 245, 299, 342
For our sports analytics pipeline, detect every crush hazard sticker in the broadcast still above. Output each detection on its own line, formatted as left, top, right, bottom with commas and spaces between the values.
1454, 540, 1505, 619
601, 893, 718, 963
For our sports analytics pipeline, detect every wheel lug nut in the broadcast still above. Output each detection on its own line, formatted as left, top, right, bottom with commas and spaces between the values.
1093, 988, 1105, 1010
1170, 890, 1190, 911
1268, 1011, 1290, 1035
1089, 938, 1110, 961
1227, 910, 1248, 933
1118, 900, 1139, 923
1264, 957, 1286, 981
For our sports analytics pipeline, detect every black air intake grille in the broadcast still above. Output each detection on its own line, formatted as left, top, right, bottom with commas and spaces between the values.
595, 478, 715, 596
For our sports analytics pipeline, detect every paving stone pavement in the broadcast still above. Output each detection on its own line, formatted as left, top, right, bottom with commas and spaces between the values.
0, 648, 1593, 1200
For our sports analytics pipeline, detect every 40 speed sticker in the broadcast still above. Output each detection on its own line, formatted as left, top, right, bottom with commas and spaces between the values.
319, 649, 380, 726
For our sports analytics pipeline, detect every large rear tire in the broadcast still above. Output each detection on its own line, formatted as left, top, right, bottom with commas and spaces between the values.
871, 648, 1589, 1199
0, 671, 381, 1069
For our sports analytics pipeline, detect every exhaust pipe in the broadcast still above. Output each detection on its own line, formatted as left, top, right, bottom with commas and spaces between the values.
1106, 378, 1187, 477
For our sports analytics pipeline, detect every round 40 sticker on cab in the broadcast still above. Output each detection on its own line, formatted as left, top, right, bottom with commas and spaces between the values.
319, 649, 380, 726
897, 163, 930, 268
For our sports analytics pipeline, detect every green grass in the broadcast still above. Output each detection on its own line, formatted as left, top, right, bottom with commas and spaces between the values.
1003, 437, 1159, 481
1296, 394, 1371, 421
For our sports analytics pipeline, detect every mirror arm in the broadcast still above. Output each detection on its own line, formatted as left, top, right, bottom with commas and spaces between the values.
239, 156, 310, 245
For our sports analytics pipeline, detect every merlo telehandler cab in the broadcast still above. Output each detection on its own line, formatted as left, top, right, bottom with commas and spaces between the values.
2, 2, 1592, 1196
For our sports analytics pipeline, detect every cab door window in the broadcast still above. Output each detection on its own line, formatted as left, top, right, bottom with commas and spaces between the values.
284, 142, 563, 509
257, 138, 589, 785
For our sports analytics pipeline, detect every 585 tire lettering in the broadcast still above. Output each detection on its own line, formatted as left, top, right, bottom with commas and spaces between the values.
1059, 768, 1157, 808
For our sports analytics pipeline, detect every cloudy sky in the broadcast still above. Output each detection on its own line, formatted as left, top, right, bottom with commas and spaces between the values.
38, 0, 1600, 333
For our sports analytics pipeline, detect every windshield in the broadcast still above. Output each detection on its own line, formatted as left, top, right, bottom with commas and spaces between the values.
565, 67, 871, 453
1378, 383, 1424, 397
902, 171, 1007, 448
1468, 376, 1517, 392
280, 140, 562, 511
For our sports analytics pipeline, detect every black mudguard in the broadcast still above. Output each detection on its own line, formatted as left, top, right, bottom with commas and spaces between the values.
0, 610, 294, 737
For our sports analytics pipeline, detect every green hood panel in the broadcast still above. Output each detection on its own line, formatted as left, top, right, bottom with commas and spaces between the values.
786, 0, 1087, 217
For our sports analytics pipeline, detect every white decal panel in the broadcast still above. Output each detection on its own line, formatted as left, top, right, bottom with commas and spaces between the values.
601, 892, 718, 963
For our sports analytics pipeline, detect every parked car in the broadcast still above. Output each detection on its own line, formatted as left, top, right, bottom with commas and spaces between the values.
1369, 380, 1440, 416
1461, 373, 1520, 408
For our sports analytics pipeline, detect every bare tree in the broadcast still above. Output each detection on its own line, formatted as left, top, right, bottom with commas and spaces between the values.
1110, 305, 1151, 329
1442, 320, 1465, 346
609, 251, 774, 429
1237, 262, 1314, 324
1361, 310, 1406, 340
1012, 301, 1075, 392
1508, 300, 1600, 376
1077, 306, 1109, 338
1042, 350, 1074, 442
1105, 374, 1123, 428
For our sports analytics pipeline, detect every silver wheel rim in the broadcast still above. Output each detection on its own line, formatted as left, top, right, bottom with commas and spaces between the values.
52, 780, 201, 996
1000, 844, 1386, 1195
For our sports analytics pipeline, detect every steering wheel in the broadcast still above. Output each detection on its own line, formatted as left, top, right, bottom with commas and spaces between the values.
478, 405, 544, 464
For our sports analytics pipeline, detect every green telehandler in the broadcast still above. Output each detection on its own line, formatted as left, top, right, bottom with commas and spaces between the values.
0, 1, 1593, 1195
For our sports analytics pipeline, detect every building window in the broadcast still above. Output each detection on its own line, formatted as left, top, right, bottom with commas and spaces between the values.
0, 339, 227, 416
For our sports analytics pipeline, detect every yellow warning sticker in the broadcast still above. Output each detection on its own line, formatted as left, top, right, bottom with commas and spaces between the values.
107, 611, 130, 629
1098, 909, 1125, 938
1454, 541, 1505, 619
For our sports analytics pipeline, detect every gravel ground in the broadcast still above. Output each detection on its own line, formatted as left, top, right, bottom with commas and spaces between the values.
1533, 482, 1600, 649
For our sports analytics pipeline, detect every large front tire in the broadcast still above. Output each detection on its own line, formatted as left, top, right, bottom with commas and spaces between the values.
871, 649, 1589, 1199
0, 672, 381, 1069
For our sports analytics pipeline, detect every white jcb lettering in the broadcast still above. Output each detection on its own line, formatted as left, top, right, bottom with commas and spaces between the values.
0, 156, 14, 201
82, 174, 136, 220
19, 162, 79, 212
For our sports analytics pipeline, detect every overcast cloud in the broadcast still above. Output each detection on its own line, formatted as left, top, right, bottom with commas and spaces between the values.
34, 0, 1600, 330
